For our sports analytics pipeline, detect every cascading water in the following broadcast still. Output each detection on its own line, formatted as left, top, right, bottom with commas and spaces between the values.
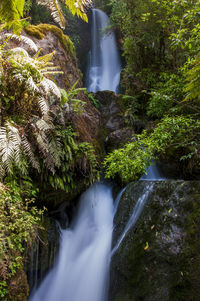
112, 183, 154, 255
87, 9, 121, 93
140, 161, 165, 180
29, 183, 115, 301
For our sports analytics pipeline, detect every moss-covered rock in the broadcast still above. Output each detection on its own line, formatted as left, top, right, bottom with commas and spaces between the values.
110, 180, 200, 301
7, 270, 29, 301
25, 24, 75, 55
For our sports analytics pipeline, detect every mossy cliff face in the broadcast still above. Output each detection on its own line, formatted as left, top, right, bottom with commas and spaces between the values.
24, 24, 79, 90
110, 180, 200, 301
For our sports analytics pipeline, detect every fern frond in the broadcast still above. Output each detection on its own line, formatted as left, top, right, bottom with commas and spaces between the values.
38, 97, 50, 116
36, 118, 54, 132
4, 34, 38, 53
0, 123, 22, 173
36, 0, 66, 29
0, 0, 25, 34
8, 47, 29, 57
26, 76, 39, 92
21, 135, 40, 171
40, 78, 61, 100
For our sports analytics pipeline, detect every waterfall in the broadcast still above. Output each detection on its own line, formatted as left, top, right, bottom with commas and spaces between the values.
87, 9, 121, 93
112, 183, 154, 255
140, 161, 166, 180
29, 182, 157, 300
29, 183, 115, 301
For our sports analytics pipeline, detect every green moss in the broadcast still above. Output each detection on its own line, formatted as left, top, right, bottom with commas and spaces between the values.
24, 24, 44, 39
25, 24, 75, 55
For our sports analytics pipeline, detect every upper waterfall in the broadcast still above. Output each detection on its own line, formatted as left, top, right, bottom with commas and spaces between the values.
87, 9, 121, 93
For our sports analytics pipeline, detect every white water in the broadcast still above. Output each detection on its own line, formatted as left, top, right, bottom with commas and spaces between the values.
87, 9, 121, 93
112, 183, 154, 255
140, 161, 165, 181
29, 183, 114, 301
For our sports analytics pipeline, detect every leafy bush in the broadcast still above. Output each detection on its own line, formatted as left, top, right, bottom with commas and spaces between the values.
147, 72, 184, 118
104, 115, 200, 182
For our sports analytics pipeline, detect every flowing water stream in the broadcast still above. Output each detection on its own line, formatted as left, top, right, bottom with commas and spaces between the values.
29, 183, 114, 301
87, 9, 121, 92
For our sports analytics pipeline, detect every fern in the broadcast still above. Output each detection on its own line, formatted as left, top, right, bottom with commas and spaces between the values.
36, 0, 66, 29
40, 78, 61, 100
21, 135, 40, 171
36, 0, 92, 28
38, 97, 50, 116
0, 123, 23, 174
4, 34, 38, 53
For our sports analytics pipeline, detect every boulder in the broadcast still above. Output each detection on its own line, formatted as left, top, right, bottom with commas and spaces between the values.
110, 180, 200, 301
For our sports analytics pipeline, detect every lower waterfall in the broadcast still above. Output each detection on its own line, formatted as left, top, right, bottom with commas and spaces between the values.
29, 183, 114, 301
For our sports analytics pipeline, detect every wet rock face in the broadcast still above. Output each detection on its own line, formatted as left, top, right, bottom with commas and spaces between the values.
26, 216, 60, 295
110, 180, 200, 301
94, 91, 134, 150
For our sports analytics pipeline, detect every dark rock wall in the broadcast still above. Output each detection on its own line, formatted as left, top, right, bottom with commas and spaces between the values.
110, 180, 200, 301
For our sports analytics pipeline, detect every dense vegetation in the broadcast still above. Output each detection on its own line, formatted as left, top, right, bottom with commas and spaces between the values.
104, 0, 200, 182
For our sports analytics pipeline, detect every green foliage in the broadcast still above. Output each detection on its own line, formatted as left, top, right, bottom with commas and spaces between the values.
0, 181, 42, 298
0, 0, 25, 34
0, 44, 64, 178
118, 94, 141, 126
170, 1, 200, 55
84, 92, 100, 109
33, 0, 92, 29
104, 115, 200, 182
60, 80, 86, 112
23, 0, 32, 16
184, 53, 200, 103
48, 126, 99, 193
109, 0, 200, 95
147, 72, 184, 118
0, 40, 99, 194
0, 0, 91, 34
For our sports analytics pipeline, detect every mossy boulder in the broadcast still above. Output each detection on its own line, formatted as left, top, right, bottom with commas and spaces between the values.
110, 180, 200, 301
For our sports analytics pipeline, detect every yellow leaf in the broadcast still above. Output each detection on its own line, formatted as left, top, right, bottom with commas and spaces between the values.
168, 208, 172, 213
144, 242, 149, 250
